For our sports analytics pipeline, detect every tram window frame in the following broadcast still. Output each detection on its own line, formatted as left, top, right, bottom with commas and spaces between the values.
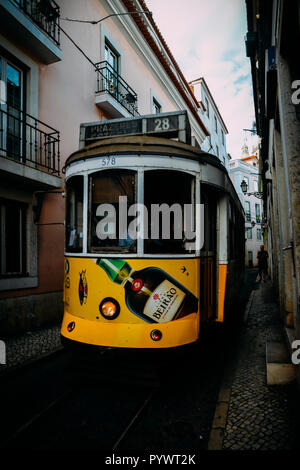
144, 170, 195, 255
200, 186, 217, 255
65, 176, 84, 253
228, 199, 245, 260
88, 169, 137, 254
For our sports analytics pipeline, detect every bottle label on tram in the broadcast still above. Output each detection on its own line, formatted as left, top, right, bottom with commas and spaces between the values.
143, 279, 186, 323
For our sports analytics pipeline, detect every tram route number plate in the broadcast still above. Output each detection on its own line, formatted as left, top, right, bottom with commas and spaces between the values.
146, 115, 179, 134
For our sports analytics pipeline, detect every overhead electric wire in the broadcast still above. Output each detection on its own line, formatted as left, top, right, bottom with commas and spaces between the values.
60, 10, 151, 25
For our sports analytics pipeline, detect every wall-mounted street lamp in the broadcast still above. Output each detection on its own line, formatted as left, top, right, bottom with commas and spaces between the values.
240, 180, 263, 199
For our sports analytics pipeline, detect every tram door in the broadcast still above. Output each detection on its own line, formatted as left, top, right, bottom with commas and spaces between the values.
200, 186, 217, 322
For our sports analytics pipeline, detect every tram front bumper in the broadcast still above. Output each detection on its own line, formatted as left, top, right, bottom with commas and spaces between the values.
61, 311, 199, 349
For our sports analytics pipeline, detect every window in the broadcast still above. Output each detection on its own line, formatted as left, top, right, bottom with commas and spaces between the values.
255, 203, 261, 222
88, 169, 136, 253
242, 176, 249, 193
66, 176, 83, 253
246, 227, 252, 239
257, 228, 262, 240
104, 41, 119, 98
243, 176, 249, 189
245, 201, 251, 221
144, 170, 195, 254
253, 180, 258, 192
0, 55, 24, 160
216, 145, 219, 157
205, 97, 209, 118
0, 199, 26, 276
228, 200, 245, 260
152, 97, 161, 114
105, 41, 118, 73
214, 116, 218, 133
221, 130, 224, 145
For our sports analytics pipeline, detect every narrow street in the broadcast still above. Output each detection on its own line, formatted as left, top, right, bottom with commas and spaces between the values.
0, 2, 300, 459
2, 269, 298, 453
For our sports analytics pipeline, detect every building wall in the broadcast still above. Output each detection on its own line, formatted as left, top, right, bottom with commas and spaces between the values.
0, 0, 207, 335
229, 155, 263, 268
245, 0, 300, 384
189, 78, 229, 170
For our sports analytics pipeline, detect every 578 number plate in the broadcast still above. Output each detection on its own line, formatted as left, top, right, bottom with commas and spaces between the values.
101, 156, 116, 167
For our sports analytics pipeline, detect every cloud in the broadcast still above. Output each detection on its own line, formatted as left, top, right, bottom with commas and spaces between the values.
146, 0, 258, 157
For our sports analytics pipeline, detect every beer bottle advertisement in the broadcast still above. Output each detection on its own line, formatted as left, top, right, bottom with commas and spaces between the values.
64, 257, 199, 325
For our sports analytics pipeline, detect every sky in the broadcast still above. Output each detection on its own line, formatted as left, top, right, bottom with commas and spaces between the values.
145, 0, 258, 158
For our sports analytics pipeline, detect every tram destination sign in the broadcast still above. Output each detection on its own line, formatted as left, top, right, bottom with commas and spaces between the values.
80, 111, 191, 147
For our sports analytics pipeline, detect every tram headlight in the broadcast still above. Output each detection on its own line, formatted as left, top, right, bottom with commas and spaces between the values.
99, 297, 120, 320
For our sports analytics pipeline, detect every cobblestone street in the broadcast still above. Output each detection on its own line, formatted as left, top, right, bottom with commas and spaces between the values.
219, 278, 300, 451
0, 324, 62, 375
1, 273, 300, 452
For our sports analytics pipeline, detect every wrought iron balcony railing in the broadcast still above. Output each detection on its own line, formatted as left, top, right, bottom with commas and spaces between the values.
0, 105, 60, 175
12, 0, 60, 45
95, 61, 139, 117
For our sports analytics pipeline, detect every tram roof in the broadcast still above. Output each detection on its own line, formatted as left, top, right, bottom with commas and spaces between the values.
65, 135, 226, 172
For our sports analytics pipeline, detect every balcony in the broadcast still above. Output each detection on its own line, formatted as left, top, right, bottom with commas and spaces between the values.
0, 0, 61, 64
95, 61, 139, 118
0, 105, 61, 189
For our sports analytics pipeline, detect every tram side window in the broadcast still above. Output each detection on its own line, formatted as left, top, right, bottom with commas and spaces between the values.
229, 201, 245, 260
89, 169, 136, 253
66, 176, 83, 253
200, 187, 217, 254
144, 170, 194, 254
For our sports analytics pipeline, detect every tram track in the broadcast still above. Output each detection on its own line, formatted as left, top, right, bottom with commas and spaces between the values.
0, 388, 74, 449
0, 345, 162, 449
0, 329, 223, 450
1, 381, 158, 450
112, 389, 156, 451
0, 319, 239, 451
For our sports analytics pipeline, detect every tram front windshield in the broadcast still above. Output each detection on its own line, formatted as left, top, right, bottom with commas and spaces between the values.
65, 169, 195, 255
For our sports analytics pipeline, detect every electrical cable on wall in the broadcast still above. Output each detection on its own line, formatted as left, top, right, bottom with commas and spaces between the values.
61, 10, 151, 24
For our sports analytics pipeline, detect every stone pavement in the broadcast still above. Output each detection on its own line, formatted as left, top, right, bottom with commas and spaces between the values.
1, 276, 300, 451
210, 277, 300, 451
0, 323, 62, 375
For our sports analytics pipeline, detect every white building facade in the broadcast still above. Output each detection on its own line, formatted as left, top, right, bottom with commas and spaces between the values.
189, 77, 230, 171
229, 153, 263, 268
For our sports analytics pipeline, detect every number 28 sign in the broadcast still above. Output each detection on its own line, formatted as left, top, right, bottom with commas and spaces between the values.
147, 115, 178, 134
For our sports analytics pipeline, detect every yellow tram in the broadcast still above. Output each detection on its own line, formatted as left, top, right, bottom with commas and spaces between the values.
61, 111, 244, 350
